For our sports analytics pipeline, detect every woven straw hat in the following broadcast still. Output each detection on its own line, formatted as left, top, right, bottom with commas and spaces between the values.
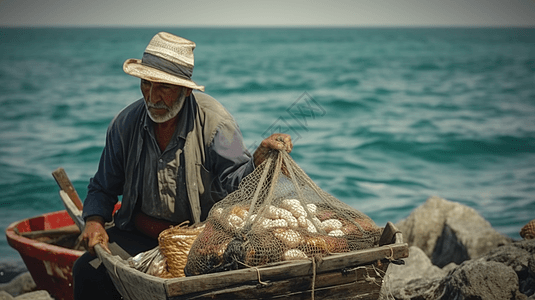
123, 32, 205, 91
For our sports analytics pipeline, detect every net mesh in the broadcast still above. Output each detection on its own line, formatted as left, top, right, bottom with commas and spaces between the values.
185, 150, 382, 276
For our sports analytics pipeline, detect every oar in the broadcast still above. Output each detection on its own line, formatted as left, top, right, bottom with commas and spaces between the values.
52, 167, 85, 230
52, 167, 125, 261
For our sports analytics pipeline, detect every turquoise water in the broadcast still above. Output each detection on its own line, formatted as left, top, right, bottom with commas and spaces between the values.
1, 27, 534, 261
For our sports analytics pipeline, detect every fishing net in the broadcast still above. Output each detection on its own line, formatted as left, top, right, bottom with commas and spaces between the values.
184, 150, 382, 276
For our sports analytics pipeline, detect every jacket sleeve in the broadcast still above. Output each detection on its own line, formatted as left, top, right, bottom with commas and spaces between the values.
208, 120, 255, 195
82, 119, 126, 223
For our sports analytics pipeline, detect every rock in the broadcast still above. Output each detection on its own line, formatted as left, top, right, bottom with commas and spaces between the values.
441, 262, 458, 273
431, 220, 470, 267
482, 240, 535, 297
382, 230, 535, 299
0, 291, 14, 300
396, 196, 512, 266
0, 261, 27, 284
13, 290, 54, 300
380, 246, 447, 300
0, 273, 35, 297
384, 258, 523, 300
437, 260, 521, 300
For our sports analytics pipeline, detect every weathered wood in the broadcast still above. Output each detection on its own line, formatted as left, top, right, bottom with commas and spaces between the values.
378, 222, 401, 246
96, 244, 131, 298
52, 167, 84, 211
165, 242, 407, 296
59, 190, 85, 230
394, 231, 403, 244
179, 263, 387, 299
19, 224, 80, 239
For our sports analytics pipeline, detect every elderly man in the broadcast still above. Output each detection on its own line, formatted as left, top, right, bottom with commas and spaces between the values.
72, 32, 292, 300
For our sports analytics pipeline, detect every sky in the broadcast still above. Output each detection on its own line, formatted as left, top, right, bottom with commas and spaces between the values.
0, 0, 534, 27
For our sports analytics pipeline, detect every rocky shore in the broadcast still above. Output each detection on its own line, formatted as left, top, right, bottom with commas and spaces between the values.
1, 196, 533, 300
380, 196, 535, 300
0, 261, 53, 300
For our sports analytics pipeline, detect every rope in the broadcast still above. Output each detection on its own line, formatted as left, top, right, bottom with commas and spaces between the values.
385, 245, 395, 261
237, 261, 269, 286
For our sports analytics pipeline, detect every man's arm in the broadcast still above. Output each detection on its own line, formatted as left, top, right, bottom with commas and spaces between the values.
209, 123, 255, 194
80, 120, 126, 254
209, 121, 293, 194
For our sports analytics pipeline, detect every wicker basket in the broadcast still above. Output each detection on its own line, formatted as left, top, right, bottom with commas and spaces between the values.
158, 222, 205, 278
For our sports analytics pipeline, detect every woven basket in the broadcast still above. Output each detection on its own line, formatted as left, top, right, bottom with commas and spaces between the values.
158, 222, 205, 278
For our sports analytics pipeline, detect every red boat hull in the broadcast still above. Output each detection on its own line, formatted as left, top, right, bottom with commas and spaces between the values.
5, 205, 121, 300
6, 210, 83, 300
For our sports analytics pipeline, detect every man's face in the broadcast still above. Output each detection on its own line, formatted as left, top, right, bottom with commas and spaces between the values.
140, 79, 187, 123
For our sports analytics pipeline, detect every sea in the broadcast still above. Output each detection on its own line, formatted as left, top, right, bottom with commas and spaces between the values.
1, 27, 534, 263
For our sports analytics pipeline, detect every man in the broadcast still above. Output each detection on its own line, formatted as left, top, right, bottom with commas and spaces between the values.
72, 32, 292, 300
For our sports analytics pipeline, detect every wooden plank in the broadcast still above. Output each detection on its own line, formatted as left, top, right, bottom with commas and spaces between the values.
179, 267, 385, 300
165, 243, 407, 296
19, 224, 80, 239
394, 231, 404, 244
316, 243, 407, 273
183, 262, 384, 299
52, 167, 84, 211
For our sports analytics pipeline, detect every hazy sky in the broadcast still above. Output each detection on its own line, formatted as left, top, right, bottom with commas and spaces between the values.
0, 0, 534, 27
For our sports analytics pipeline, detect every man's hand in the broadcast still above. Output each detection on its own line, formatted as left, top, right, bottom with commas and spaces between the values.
81, 216, 111, 256
253, 133, 293, 167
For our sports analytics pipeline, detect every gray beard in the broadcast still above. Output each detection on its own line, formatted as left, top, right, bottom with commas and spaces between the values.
144, 89, 186, 123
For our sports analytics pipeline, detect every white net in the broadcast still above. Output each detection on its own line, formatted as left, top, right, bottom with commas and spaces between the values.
185, 150, 382, 276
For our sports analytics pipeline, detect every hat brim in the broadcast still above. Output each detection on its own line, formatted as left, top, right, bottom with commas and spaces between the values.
123, 59, 205, 92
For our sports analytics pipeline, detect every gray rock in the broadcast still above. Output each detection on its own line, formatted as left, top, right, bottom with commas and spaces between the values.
384, 258, 523, 300
482, 240, 535, 297
382, 196, 535, 299
395, 196, 452, 258
436, 260, 521, 300
396, 196, 512, 266
431, 221, 470, 267
0, 273, 35, 297
0, 291, 14, 300
442, 262, 458, 274
13, 290, 53, 300
0, 261, 27, 284
380, 246, 446, 300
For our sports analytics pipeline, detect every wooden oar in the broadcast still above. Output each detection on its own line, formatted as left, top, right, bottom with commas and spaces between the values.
52, 167, 84, 211
52, 167, 125, 262
52, 167, 85, 230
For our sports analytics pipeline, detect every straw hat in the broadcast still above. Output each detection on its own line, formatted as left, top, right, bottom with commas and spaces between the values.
123, 32, 205, 91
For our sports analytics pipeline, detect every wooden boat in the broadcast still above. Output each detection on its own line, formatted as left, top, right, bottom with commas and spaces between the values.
5, 166, 123, 300
5, 209, 85, 300
96, 221, 408, 300
6, 202, 123, 300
